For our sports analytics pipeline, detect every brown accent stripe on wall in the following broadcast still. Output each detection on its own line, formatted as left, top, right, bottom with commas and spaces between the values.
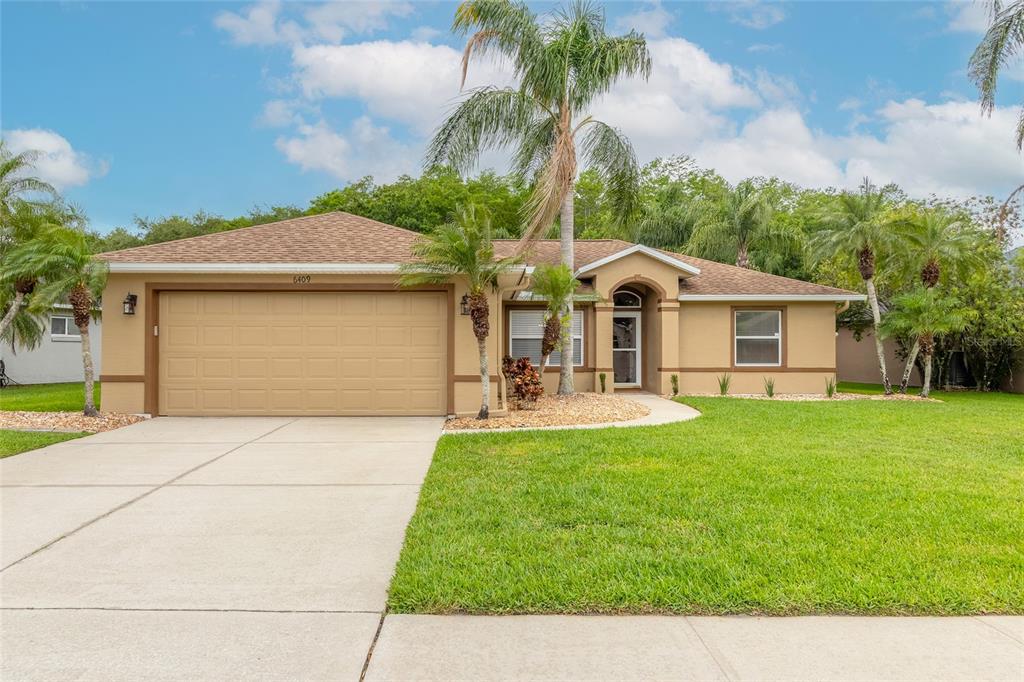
454, 375, 500, 382
659, 367, 836, 373
99, 375, 145, 383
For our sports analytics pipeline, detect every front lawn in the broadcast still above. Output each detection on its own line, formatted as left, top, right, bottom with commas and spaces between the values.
0, 382, 99, 412
389, 390, 1023, 615
0, 429, 89, 458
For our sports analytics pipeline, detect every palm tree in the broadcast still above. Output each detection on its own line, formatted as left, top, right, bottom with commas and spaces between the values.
0, 140, 55, 223
881, 288, 970, 398
892, 208, 986, 392
527, 263, 580, 376
0, 202, 70, 342
399, 206, 518, 419
686, 180, 800, 269
8, 226, 108, 415
427, 0, 651, 395
811, 178, 898, 394
969, 0, 1024, 150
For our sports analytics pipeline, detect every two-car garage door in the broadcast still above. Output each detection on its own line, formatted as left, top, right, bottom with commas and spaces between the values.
158, 291, 447, 416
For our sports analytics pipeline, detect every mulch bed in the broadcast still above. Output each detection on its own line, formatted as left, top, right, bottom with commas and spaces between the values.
445, 392, 650, 431
0, 411, 146, 433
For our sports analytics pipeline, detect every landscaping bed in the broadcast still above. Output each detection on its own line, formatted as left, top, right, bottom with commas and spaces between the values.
0, 411, 144, 433
444, 392, 650, 431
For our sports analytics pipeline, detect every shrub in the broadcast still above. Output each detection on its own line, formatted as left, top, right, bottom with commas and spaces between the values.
670, 374, 679, 396
717, 373, 731, 396
503, 355, 543, 408
599, 372, 607, 393
763, 376, 775, 398
825, 376, 837, 398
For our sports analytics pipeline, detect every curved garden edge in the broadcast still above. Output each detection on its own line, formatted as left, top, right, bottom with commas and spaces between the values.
443, 392, 700, 434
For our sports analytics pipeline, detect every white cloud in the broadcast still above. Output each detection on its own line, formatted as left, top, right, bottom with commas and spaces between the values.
3, 128, 106, 190
275, 116, 416, 182
291, 40, 511, 133
691, 99, 1023, 200
946, 1, 991, 33
215, 0, 413, 46
747, 43, 781, 53
695, 109, 844, 187
839, 99, 1023, 198
214, 1, 301, 46
303, 1, 413, 43
838, 97, 862, 111
714, 1, 786, 30
410, 25, 442, 42
614, 2, 674, 38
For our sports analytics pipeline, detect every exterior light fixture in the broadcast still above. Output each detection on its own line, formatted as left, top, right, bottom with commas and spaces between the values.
459, 294, 470, 315
122, 293, 138, 315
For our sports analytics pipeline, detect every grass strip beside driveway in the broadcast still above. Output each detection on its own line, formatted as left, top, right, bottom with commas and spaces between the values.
0, 383, 100, 413
388, 390, 1023, 615
0, 430, 89, 458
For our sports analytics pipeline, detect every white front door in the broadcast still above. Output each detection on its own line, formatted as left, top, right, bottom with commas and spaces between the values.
612, 312, 641, 387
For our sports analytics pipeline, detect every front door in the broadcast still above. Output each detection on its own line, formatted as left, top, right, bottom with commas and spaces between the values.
613, 312, 641, 387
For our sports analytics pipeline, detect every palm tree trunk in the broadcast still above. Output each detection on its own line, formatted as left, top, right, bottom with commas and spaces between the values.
558, 184, 575, 396
864, 277, 892, 394
0, 291, 25, 340
79, 322, 98, 417
477, 335, 489, 420
899, 339, 920, 394
921, 352, 933, 399
736, 242, 750, 269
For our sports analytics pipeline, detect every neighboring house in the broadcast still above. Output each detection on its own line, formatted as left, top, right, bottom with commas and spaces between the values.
836, 327, 922, 387
0, 305, 102, 385
96, 212, 863, 417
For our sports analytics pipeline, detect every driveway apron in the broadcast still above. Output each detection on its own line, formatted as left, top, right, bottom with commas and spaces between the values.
0, 415, 443, 681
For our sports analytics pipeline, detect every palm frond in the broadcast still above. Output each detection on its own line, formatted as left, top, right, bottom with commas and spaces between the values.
578, 120, 641, 227
426, 87, 543, 173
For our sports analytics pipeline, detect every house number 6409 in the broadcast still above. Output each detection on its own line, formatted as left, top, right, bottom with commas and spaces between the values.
292, 275, 311, 284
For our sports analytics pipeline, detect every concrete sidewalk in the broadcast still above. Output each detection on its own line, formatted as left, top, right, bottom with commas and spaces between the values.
365, 614, 1024, 681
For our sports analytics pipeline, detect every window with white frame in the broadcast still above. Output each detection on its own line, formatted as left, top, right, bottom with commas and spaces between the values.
50, 315, 80, 340
509, 309, 583, 367
734, 310, 781, 366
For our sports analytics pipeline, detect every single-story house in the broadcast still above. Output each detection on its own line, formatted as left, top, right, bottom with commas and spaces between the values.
0, 304, 102, 385
97, 212, 864, 417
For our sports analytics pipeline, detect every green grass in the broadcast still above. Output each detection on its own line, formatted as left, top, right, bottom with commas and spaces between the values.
0, 429, 89, 458
0, 382, 100, 412
389, 390, 1024, 615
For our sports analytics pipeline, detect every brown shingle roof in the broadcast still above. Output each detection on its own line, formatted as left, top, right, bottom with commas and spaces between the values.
99, 212, 424, 264
99, 211, 858, 297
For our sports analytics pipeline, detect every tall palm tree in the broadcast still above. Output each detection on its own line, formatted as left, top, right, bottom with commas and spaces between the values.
892, 208, 986, 392
399, 206, 518, 419
527, 263, 580, 376
0, 140, 55, 223
969, 0, 1024, 150
427, 0, 651, 395
881, 288, 970, 398
812, 178, 898, 394
686, 180, 799, 269
9, 227, 108, 416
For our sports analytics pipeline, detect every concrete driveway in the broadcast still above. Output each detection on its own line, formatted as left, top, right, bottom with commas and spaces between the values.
0, 415, 443, 681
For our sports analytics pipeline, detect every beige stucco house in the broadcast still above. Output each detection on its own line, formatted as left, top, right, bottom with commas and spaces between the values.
97, 212, 864, 417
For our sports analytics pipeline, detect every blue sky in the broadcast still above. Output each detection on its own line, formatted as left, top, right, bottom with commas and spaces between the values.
2, 1, 1021, 237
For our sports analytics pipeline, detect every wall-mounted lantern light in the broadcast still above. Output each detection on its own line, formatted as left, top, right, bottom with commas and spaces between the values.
459, 294, 470, 315
122, 293, 138, 315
